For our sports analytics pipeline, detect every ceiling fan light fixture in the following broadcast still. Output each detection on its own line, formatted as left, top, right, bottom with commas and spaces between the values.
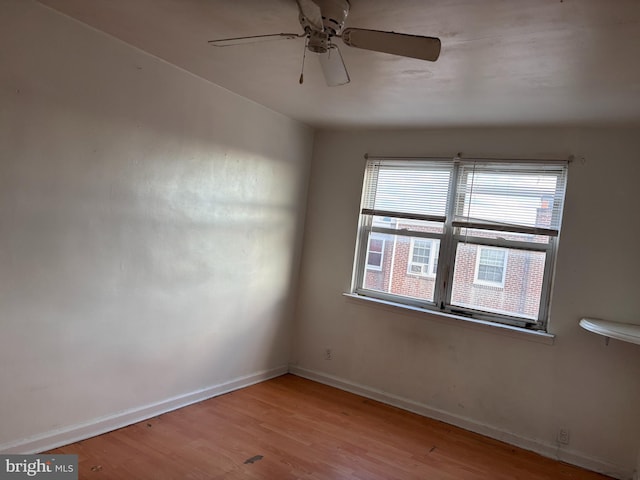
318, 44, 350, 86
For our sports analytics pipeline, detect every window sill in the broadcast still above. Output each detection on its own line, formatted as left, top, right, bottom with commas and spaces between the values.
407, 273, 436, 280
472, 281, 505, 290
342, 293, 555, 345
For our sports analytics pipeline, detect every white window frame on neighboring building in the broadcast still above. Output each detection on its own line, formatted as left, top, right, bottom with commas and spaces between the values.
408, 238, 438, 277
365, 234, 385, 271
350, 156, 568, 331
473, 246, 507, 287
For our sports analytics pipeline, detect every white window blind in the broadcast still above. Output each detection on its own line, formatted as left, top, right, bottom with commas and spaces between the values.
452, 162, 567, 237
361, 161, 452, 222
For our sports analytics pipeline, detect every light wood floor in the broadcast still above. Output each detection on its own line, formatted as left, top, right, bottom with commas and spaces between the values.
49, 374, 612, 479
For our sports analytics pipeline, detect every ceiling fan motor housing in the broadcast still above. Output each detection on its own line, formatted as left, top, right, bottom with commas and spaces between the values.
307, 30, 329, 53
299, 0, 350, 36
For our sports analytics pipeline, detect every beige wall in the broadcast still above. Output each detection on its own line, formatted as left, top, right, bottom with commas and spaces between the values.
2, 1, 639, 477
0, 1, 312, 450
292, 128, 640, 479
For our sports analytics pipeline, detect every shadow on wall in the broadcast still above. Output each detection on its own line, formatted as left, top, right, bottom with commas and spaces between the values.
0, 0, 312, 446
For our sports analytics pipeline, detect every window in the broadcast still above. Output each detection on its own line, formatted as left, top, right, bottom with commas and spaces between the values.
408, 238, 438, 276
366, 235, 385, 270
474, 246, 507, 287
352, 157, 568, 330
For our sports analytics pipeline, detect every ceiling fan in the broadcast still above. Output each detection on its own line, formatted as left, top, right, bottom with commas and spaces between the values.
208, 0, 441, 86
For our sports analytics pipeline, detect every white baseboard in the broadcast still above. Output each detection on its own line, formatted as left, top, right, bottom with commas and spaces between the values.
0, 365, 288, 455
289, 365, 632, 480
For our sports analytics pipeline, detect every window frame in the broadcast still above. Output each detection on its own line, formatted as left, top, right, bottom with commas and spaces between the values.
407, 238, 439, 277
473, 246, 508, 288
365, 234, 386, 271
351, 157, 568, 331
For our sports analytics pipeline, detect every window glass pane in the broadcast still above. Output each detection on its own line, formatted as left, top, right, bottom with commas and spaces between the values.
367, 252, 382, 267
412, 240, 432, 263
451, 243, 546, 320
362, 234, 440, 303
369, 238, 384, 253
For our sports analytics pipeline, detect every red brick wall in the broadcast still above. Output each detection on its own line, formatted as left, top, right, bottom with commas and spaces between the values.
451, 243, 545, 319
389, 236, 436, 301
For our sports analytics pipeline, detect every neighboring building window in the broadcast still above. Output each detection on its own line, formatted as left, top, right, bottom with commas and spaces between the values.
366, 235, 385, 270
474, 246, 507, 287
352, 157, 568, 330
408, 239, 438, 276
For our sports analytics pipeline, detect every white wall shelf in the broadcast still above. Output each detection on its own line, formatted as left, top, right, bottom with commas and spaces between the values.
579, 318, 640, 346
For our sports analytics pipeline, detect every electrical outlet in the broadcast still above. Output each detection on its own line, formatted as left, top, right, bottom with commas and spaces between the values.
325, 348, 332, 360
557, 428, 570, 445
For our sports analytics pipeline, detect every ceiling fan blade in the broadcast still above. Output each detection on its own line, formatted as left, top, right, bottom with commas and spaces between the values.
208, 33, 303, 47
317, 44, 350, 87
296, 0, 324, 32
341, 28, 441, 62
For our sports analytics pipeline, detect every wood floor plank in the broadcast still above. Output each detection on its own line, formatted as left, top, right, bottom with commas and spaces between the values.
47, 374, 612, 479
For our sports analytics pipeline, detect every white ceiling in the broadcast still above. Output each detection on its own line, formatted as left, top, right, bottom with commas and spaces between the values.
38, 0, 640, 128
